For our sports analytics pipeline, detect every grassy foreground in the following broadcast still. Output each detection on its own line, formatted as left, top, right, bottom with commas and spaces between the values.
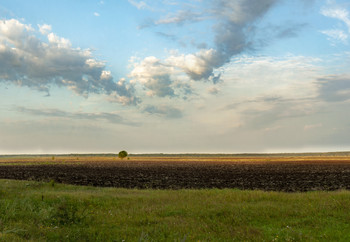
0, 180, 350, 241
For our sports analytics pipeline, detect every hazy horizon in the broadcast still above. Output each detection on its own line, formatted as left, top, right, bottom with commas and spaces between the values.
1, 0, 350, 154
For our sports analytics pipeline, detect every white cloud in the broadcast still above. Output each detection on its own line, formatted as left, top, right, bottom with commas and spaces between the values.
320, 29, 348, 44
167, 49, 222, 81
47, 32, 72, 48
94, 12, 100, 17
38, 24, 52, 35
128, 0, 150, 10
321, 2, 350, 44
154, 10, 203, 25
129, 56, 177, 97
131, 0, 282, 99
321, 4, 350, 32
129, 49, 224, 97
0, 18, 139, 105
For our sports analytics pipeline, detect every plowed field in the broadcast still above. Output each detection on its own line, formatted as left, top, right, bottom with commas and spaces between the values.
1, 156, 350, 192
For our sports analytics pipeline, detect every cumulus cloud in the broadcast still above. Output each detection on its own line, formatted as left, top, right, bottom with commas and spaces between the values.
129, 56, 176, 97
129, 49, 224, 97
38, 24, 52, 35
142, 104, 183, 119
130, 0, 281, 98
167, 49, 223, 81
0, 19, 139, 105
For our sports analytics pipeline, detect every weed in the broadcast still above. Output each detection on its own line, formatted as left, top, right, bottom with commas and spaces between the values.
47, 199, 86, 226
1, 179, 350, 241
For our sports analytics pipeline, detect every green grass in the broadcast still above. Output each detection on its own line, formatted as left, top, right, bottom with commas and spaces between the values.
0, 179, 350, 241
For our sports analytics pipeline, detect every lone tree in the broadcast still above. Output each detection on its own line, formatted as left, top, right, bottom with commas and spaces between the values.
118, 150, 128, 159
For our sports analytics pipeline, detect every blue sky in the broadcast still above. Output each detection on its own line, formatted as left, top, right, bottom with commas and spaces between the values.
1, 0, 350, 154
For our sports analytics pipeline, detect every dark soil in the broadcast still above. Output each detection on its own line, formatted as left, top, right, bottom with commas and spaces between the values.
1, 159, 350, 192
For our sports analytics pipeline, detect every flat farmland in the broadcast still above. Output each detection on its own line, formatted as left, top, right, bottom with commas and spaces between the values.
1, 155, 350, 192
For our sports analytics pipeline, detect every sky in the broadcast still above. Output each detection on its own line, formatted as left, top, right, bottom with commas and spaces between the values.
1, 0, 350, 154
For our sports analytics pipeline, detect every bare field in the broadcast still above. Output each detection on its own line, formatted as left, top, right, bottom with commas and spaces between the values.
1, 155, 350, 191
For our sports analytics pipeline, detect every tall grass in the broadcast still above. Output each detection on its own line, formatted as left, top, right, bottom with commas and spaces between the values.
0, 179, 350, 241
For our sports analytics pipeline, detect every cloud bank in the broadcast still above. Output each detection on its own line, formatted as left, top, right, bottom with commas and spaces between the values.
130, 0, 280, 97
143, 104, 183, 119
17, 106, 138, 126
0, 19, 139, 105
